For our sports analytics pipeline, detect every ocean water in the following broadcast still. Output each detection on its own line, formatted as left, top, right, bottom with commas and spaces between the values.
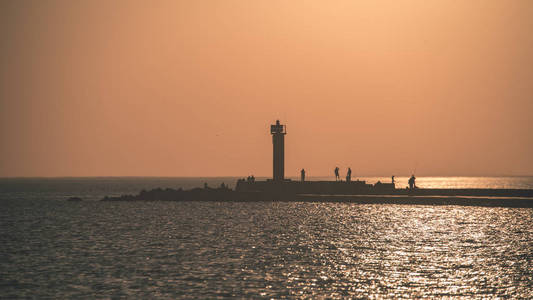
1, 177, 532, 298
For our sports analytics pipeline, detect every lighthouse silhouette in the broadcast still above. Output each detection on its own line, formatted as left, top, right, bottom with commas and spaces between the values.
270, 120, 286, 181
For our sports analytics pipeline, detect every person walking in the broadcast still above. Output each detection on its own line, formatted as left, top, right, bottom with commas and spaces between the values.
334, 167, 340, 181
301, 169, 306, 182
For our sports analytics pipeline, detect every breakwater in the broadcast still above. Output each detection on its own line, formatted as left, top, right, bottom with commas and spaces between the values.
101, 186, 533, 208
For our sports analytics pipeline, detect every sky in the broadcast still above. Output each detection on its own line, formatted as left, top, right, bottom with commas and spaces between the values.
1, 0, 532, 177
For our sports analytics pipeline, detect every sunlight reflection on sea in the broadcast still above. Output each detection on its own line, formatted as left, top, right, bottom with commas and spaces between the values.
1, 177, 532, 298
1, 200, 532, 298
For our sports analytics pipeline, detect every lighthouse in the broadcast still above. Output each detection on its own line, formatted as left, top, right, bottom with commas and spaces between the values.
270, 120, 286, 181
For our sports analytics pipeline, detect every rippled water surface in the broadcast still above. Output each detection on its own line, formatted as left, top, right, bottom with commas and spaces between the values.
2, 199, 532, 298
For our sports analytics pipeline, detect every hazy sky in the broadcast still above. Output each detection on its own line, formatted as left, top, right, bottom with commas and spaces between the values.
1, 0, 532, 177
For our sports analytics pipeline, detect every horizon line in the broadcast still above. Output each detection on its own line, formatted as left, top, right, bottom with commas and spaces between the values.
1, 175, 533, 179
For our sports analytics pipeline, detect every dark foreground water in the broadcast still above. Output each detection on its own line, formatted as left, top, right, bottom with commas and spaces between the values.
1, 177, 532, 298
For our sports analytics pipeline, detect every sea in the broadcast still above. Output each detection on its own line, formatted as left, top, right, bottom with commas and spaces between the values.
1, 176, 532, 298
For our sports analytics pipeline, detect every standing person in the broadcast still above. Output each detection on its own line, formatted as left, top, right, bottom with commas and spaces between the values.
347, 168, 352, 182
334, 167, 340, 181
408, 175, 416, 189
301, 169, 306, 182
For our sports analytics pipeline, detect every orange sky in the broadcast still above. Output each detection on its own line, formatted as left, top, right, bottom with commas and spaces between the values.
1, 1, 532, 177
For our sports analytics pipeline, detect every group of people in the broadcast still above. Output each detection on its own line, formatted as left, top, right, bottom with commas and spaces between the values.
237, 176, 256, 185
301, 168, 416, 188
241, 170, 416, 188
334, 166, 352, 182
300, 167, 353, 182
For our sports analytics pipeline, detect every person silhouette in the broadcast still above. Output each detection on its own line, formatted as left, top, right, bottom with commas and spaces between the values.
408, 175, 416, 189
347, 168, 352, 182
301, 169, 306, 182
334, 167, 340, 181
